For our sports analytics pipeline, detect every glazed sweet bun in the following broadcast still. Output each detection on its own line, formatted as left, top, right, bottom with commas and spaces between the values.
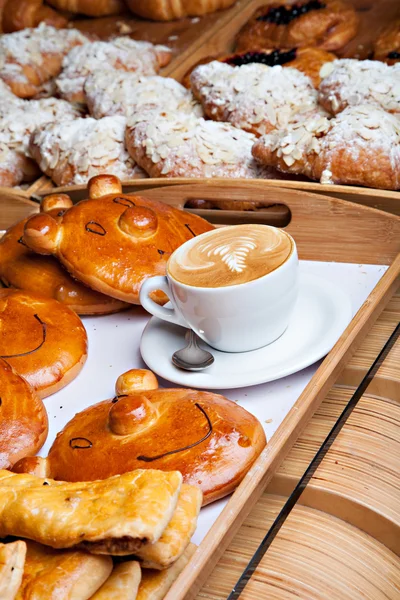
35, 369, 266, 504
0, 358, 48, 470
0, 289, 88, 398
22, 175, 214, 304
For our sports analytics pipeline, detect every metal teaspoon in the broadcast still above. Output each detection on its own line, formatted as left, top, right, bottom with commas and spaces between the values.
172, 329, 215, 371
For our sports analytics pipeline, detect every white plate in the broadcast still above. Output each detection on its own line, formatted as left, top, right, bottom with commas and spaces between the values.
140, 272, 352, 389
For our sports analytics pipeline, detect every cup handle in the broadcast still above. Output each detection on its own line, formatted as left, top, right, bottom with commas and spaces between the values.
140, 276, 188, 327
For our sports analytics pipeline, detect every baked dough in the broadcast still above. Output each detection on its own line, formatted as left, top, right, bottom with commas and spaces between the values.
85, 72, 202, 119
22, 175, 213, 304
3, 0, 68, 33
0, 145, 38, 187
236, 0, 359, 53
16, 541, 112, 599
89, 561, 141, 599
373, 20, 400, 65
55, 38, 172, 104
0, 289, 88, 398
252, 105, 400, 190
0, 469, 182, 554
29, 116, 144, 187
0, 216, 129, 315
46, 0, 125, 16
0, 358, 48, 469
137, 544, 196, 600
126, 0, 236, 20
318, 59, 400, 115
190, 62, 319, 135
0, 23, 88, 98
0, 541, 26, 600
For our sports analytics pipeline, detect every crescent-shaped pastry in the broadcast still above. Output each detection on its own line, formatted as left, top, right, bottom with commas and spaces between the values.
46, 0, 125, 16
137, 544, 196, 600
373, 20, 400, 65
3, 0, 68, 33
0, 541, 26, 600
0, 289, 88, 397
126, 0, 236, 20
0, 145, 39, 188
0, 358, 48, 469
22, 175, 213, 304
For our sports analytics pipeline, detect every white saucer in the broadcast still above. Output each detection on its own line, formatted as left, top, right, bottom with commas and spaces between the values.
140, 272, 352, 389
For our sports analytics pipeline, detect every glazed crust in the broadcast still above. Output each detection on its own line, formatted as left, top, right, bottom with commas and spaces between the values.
236, 0, 359, 53
0, 289, 88, 398
46, 0, 125, 16
0, 541, 26, 600
3, 0, 68, 33
373, 20, 400, 65
125, 0, 236, 21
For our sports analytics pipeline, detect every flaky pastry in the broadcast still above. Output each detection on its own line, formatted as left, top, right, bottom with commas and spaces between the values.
373, 20, 400, 65
0, 469, 182, 554
252, 104, 400, 190
46, 0, 125, 16
90, 561, 141, 600
126, 0, 236, 20
0, 145, 38, 187
0, 541, 26, 600
0, 288, 88, 397
3, 0, 68, 33
137, 544, 196, 600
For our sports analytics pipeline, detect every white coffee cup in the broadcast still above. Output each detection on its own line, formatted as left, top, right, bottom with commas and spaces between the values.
140, 226, 299, 353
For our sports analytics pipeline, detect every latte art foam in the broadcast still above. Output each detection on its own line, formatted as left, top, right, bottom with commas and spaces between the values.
169, 224, 293, 287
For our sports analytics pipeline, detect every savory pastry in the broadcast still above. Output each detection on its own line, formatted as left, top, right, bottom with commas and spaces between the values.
373, 20, 400, 65
182, 46, 336, 89
2, 0, 68, 33
46, 0, 125, 16
0, 23, 88, 98
125, 0, 236, 20
55, 38, 172, 104
126, 113, 284, 178
0, 145, 39, 187
0, 541, 26, 600
0, 358, 48, 469
318, 59, 400, 115
0, 215, 129, 315
29, 116, 143, 187
236, 0, 359, 53
16, 541, 112, 600
85, 72, 202, 119
90, 561, 141, 600
0, 288, 88, 397
29, 369, 266, 504
252, 104, 400, 190
0, 469, 182, 554
22, 175, 213, 304
190, 62, 319, 135
136, 544, 196, 600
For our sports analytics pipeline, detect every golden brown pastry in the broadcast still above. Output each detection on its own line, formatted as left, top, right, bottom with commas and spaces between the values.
0, 145, 38, 188
373, 20, 400, 65
137, 544, 196, 600
236, 0, 359, 53
0, 358, 48, 469
0, 24, 88, 98
0, 469, 182, 554
125, 0, 236, 21
115, 369, 159, 395
22, 175, 213, 304
2, 0, 68, 33
0, 289, 88, 398
0, 216, 129, 315
252, 105, 400, 190
46, 0, 125, 16
16, 541, 112, 600
182, 47, 336, 89
0, 541, 26, 600
30, 369, 266, 504
89, 561, 141, 600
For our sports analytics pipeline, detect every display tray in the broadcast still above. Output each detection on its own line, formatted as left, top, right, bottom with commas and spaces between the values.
2, 182, 400, 600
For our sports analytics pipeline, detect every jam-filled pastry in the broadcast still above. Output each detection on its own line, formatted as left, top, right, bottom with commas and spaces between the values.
125, 0, 236, 20
27, 369, 266, 504
3, 0, 68, 33
0, 541, 26, 600
182, 46, 336, 89
126, 113, 285, 179
190, 62, 319, 136
85, 72, 202, 119
0, 212, 129, 315
22, 175, 213, 304
46, 0, 125, 16
0, 469, 183, 554
252, 105, 400, 190
0, 289, 88, 397
319, 59, 400, 115
236, 0, 359, 53
55, 38, 172, 104
373, 20, 400, 65
29, 116, 143, 187
0, 23, 88, 98
90, 561, 141, 600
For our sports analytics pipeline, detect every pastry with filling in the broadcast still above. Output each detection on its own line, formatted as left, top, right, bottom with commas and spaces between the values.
90, 561, 141, 599
236, 0, 359, 53
46, 0, 125, 16
0, 288, 88, 397
252, 104, 400, 190
0, 469, 182, 554
2, 0, 68, 33
0, 358, 48, 469
0, 541, 26, 600
55, 38, 172, 104
125, 0, 236, 20
137, 544, 196, 600
22, 175, 213, 304
373, 20, 400, 65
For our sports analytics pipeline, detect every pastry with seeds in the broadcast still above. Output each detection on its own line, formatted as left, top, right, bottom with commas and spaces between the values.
0, 541, 26, 600
373, 20, 400, 65
252, 104, 400, 190
236, 0, 359, 53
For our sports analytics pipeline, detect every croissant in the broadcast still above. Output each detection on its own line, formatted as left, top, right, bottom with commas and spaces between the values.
2, 0, 68, 33
46, 0, 125, 16
126, 0, 237, 21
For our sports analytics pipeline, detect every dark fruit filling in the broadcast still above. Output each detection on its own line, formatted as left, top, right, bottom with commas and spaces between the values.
387, 51, 400, 59
257, 0, 326, 25
226, 49, 297, 67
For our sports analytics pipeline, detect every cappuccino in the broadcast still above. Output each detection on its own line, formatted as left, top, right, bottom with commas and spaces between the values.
168, 224, 293, 288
